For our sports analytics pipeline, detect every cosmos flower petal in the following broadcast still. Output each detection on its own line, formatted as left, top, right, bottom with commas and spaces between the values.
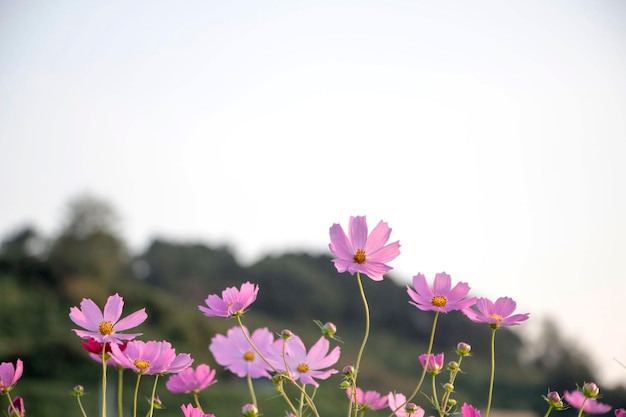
432, 273, 452, 295
103, 293, 124, 323
114, 308, 148, 331
364, 220, 392, 254
329, 224, 354, 259
348, 216, 369, 249
79, 298, 104, 326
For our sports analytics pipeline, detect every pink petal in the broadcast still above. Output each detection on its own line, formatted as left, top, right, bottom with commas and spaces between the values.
329, 223, 354, 259
364, 220, 392, 254
69, 306, 97, 331
103, 293, 124, 323
369, 241, 401, 263
114, 308, 147, 331
412, 274, 434, 299
493, 297, 516, 317
79, 298, 104, 327
348, 216, 369, 249
432, 273, 452, 295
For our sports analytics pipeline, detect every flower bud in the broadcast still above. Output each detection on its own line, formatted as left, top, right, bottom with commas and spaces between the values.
323, 322, 337, 337
582, 382, 600, 398
448, 399, 457, 407
615, 408, 626, 417
280, 329, 293, 340
447, 361, 460, 371
343, 365, 355, 377
456, 342, 471, 356
339, 380, 352, 390
72, 385, 85, 396
242, 403, 259, 417
149, 395, 164, 410
8, 396, 25, 417
405, 403, 420, 416
545, 391, 564, 409
443, 383, 454, 392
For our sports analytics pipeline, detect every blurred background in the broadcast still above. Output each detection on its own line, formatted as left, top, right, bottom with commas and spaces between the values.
1, 1, 625, 416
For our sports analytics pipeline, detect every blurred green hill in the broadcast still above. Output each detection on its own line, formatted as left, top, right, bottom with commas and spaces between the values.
0, 195, 623, 417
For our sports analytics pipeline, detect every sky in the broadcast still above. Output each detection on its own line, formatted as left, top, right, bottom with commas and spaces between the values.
1, 0, 626, 387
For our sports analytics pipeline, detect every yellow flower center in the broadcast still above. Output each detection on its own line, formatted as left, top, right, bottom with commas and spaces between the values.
489, 314, 503, 322
99, 321, 114, 335
353, 249, 366, 264
243, 351, 255, 361
297, 363, 310, 373
431, 296, 448, 307
134, 359, 150, 370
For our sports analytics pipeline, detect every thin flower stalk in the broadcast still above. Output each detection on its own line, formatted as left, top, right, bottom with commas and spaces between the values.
102, 344, 108, 417
440, 354, 466, 415
350, 271, 371, 417
485, 328, 497, 417
148, 375, 160, 417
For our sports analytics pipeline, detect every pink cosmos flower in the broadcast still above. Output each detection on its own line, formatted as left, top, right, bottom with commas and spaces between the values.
329, 215, 401, 281
615, 409, 626, 417
181, 403, 215, 417
110, 340, 193, 375
346, 387, 388, 411
387, 392, 424, 417
272, 334, 341, 387
407, 272, 475, 313
8, 396, 25, 417
209, 326, 275, 379
199, 282, 259, 318
69, 293, 147, 344
166, 364, 217, 394
419, 352, 444, 375
462, 297, 529, 329
564, 390, 612, 414
461, 403, 481, 417
0, 359, 23, 394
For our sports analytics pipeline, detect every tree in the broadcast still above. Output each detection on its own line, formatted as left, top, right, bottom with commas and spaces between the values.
47, 194, 127, 295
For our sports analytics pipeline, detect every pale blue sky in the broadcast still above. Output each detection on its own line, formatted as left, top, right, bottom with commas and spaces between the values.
1, 1, 626, 386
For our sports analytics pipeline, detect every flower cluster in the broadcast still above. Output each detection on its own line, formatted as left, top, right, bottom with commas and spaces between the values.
0, 215, 623, 417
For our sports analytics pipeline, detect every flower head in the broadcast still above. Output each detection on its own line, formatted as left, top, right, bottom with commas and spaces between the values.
329, 215, 400, 281
199, 282, 259, 318
462, 297, 529, 329
419, 352, 444, 375
564, 390, 611, 414
181, 403, 215, 417
242, 403, 259, 417
0, 359, 23, 394
615, 409, 626, 417
387, 392, 424, 417
272, 334, 341, 387
8, 395, 25, 417
346, 387, 388, 411
461, 403, 482, 417
407, 272, 475, 313
166, 364, 217, 394
110, 340, 193, 375
69, 293, 147, 344
209, 326, 275, 379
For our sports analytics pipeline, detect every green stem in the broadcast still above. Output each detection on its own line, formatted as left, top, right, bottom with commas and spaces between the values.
440, 355, 463, 414
543, 405, 554, 417
102, 344, 108, 417
351, 272, 370, 417
147, 375, 159, 417
193, 392, 202, 411
247, 373, 257, 407
485, 328, 498, 417
118, 367, 124, 417
431, 374, 441, 416
76, 394, 89, 417
133, 374, 143, 417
